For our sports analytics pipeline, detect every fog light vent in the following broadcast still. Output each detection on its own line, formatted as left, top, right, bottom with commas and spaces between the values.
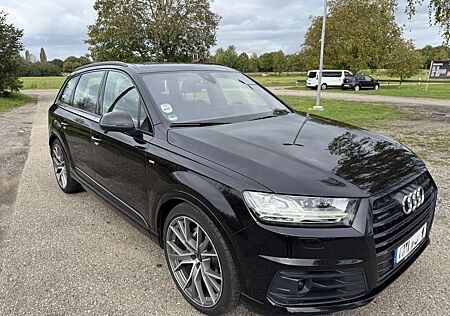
267, 268, 367, 306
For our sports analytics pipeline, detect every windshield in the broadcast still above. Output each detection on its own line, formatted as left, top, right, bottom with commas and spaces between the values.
141, 71, 291, 124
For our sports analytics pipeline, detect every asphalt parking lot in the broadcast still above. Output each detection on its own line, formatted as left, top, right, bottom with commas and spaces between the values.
0, 91, 448, 315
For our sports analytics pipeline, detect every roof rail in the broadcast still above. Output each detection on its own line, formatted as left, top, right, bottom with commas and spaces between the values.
74, 61, 128, 72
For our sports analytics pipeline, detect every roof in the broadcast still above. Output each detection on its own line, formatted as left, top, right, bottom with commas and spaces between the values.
73, 62, 236, 74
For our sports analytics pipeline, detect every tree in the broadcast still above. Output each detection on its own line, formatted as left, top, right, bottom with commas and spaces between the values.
247, 53, 260, 72
237, 52, 249, 72
259, 52, 275, 72
0, 11, 24, 94
386, 40, 423, 82
63, 56, 91, 73
214, 46, 239, 69
405, 0, 450, 43
39, 47, 47, 63
417, 45, 450, 69
286, 53, 306, 72
272, 50, 287, 75
25, 50, 31, 63
49, 58, 64, 71
86, 0, 220, 62
301, 0, 403, 73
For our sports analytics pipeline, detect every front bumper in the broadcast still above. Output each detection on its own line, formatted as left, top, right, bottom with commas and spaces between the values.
232, 173, 437, 314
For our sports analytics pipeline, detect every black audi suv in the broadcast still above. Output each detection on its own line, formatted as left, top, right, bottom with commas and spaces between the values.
48, 62, 437, 315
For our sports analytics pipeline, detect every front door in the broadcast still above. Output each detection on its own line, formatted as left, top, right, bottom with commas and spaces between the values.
59, 71, 104, 179
91, 71, 152, 219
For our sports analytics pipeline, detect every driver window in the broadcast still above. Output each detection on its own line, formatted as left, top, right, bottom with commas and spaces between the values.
103, 71, 150, 132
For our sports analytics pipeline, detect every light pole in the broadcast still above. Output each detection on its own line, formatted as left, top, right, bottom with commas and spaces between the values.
313, 0, 328, 111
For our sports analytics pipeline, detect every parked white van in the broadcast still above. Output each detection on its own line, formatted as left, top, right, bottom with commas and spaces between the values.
306, 70, 353, 90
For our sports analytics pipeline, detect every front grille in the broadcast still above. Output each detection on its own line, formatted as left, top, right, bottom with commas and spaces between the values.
372, 172, 437, 282
267, 268, 367, 306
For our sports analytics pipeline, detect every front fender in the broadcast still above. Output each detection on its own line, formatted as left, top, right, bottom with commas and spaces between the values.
152, 170, 255, 244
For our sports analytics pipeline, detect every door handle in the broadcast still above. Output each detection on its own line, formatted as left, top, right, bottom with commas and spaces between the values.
91, 135, 102, 145
60, 122, 69, 129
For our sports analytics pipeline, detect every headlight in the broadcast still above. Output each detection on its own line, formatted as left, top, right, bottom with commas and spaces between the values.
243, 191, 358, 225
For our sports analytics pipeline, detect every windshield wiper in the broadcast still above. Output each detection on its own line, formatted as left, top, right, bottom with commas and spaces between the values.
250, 109, 290, 121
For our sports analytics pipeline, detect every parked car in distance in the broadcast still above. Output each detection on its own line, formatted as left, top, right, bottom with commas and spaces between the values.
306, 70, 353, 90
49, 62, 437, 315
342, 74, 380, 91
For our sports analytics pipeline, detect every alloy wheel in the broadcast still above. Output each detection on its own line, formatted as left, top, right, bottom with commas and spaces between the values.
166, 216, 223, 308
52, 143, 68, 189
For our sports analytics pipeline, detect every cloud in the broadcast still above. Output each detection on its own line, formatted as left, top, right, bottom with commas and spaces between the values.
0, 0, 444, 60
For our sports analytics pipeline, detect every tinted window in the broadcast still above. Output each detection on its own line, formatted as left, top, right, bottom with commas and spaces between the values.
73, 72, 104, 113
355, 75, 365, 81
323, 71, 343, 78
344, 71, 352, 76
308, 72, 317, 78
60, 76, 79, 104
142, 71, 290, 124
103, 71, 150, 132
364, 76, 373, 81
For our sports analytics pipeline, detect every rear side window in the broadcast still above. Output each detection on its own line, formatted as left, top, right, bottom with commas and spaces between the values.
73, 71, 104, 113
60, 76, 79, 104
323, 72, 342, 78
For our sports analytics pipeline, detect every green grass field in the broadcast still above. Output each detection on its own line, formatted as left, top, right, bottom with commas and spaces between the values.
20, 77, 66, 90
0, 93, 33, 112
279, 95, 412, 127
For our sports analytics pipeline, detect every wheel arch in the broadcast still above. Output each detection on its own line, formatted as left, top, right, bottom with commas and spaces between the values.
48, 130, 74, 168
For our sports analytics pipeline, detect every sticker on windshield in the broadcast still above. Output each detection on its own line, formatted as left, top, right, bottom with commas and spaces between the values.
167, 114, 178, 122
160, 103, 173, 113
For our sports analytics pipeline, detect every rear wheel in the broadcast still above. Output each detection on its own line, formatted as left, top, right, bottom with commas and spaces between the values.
321, 83, 328, 90
375, 84, 380, 90
51, 139, 83, 193
354, 85, 361, 92
163, 203, 240, 315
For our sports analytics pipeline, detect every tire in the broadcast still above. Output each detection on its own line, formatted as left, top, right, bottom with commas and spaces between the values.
354, 85, 360, 92
51, 139, 83, 193
163, 203, 240, 315
321, 83, 327, 90
375, 84, 380, 90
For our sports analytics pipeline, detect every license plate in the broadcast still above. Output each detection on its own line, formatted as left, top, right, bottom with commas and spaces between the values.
394, 223, 427, 266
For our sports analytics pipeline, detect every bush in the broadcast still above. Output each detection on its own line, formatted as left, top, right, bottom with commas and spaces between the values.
17, 60, 62, 77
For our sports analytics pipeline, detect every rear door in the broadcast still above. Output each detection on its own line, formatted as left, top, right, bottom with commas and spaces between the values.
90, 71, 152, 220
58, 71, 104, 179
364, 76, 375, 88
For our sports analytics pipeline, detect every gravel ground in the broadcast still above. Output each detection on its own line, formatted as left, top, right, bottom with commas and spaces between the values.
0, 101, 36, 205
0, 91, 448, 315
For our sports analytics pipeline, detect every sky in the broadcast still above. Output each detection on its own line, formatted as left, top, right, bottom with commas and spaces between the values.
0, 0, 444, 61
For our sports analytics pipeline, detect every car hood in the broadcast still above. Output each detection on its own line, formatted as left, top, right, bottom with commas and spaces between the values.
167, 113, 425, 196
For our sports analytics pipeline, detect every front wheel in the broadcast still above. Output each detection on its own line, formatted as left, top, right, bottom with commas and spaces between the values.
321, 83, 328, 90
163, 203, 240, 315
374, 84, 380, 90
354, 85, 361, 92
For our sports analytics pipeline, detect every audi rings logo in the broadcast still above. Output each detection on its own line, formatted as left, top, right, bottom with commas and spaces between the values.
402, 186, 425, 215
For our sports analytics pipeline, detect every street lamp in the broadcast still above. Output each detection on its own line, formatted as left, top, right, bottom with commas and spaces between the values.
313, 0, 328, 111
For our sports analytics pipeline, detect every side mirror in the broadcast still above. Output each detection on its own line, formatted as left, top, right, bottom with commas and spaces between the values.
99, 110, 135, 132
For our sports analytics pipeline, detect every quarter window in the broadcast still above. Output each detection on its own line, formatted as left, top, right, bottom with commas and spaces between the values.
103, 71, 150, 132
60, 76, 79, 104
73, 71, 104, 113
